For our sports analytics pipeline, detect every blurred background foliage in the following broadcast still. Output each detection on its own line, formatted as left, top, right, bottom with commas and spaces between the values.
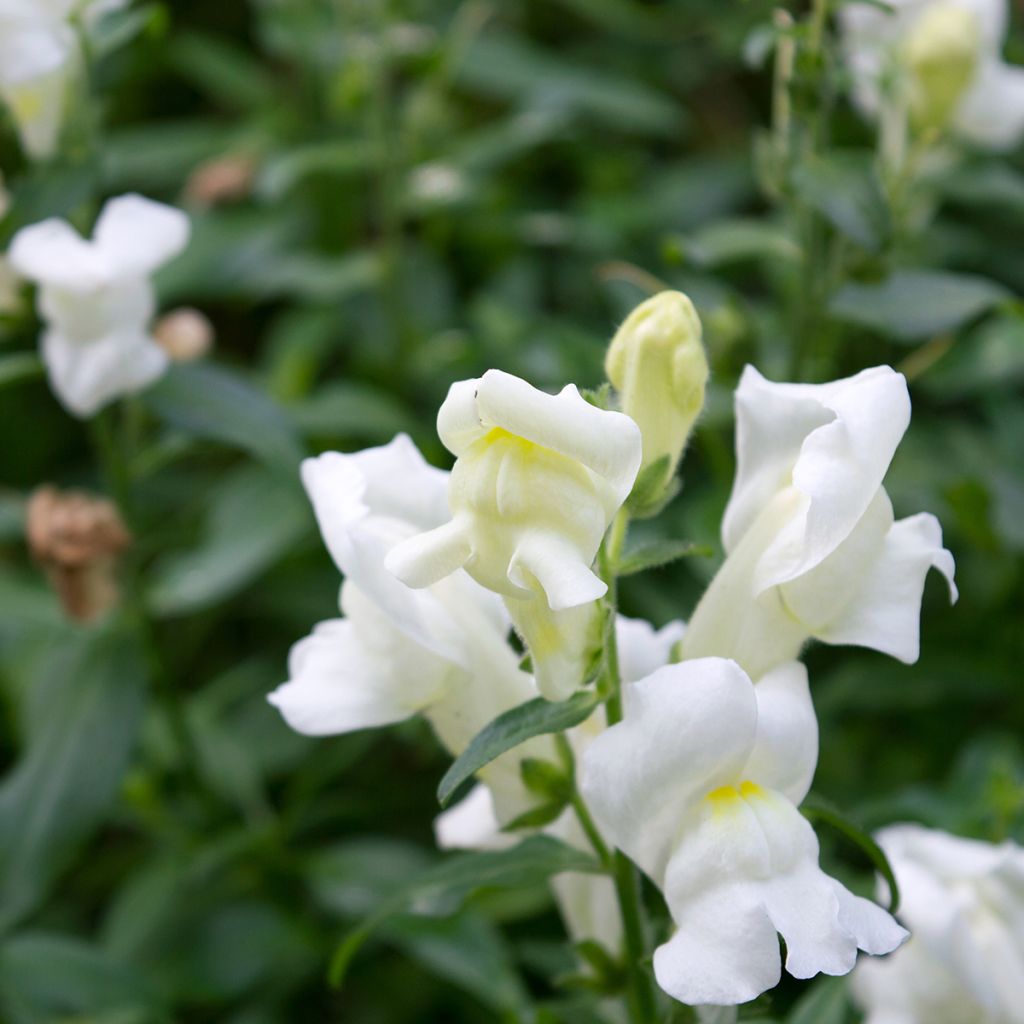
0, 0, 1022, 1021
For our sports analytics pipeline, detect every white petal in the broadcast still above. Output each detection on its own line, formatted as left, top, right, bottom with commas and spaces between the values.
8, 218, 102, 291
302, 439, 507, 665
472, 369, 643, 510
384, 516, 473, 589
615, 614, 685, 685
0, 17, 74, 85
580, 658, 758, 881
0, 59, 70, 159
955, 58, 1024, 151
723, 365, 911, 587
509, 532, 606, 611
301, 435, 450, 576
436, 377, 488, 455
434, 785, 515, 851
654, 889, 781, 1006
41, 328, 168, 417
92, 194, 190, 277
810, 511, 957, 663
268, 597, 452, 736
506, 594, 599, 702
744, 661, 818, 805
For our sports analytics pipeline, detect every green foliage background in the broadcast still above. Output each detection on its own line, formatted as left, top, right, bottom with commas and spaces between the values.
1, 1, 1022, 1021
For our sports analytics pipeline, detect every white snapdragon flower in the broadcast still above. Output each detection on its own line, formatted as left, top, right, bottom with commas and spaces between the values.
580, 657, 907, 1006
387, 369, 642, 701
8, 194, 190, 418
0, 1, 76, 158
841, 0, 1024, 150
852, 824, 1024, 1024
0, 0, 127, 158
682, 365, 956, 681
268, 434, 546, 822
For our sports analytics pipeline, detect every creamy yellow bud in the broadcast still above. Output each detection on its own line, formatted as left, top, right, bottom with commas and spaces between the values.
903, 3, 981, 132
605, 291, 708, 487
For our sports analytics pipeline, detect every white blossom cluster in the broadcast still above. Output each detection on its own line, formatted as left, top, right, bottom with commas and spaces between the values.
269, 291, 960, 1008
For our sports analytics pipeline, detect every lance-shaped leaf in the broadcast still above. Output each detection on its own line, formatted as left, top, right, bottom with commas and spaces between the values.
437, 691, 601, 808
328, 835, 603, 988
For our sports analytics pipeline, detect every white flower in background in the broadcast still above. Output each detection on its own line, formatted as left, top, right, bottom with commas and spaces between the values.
605, 290, 709, 485
581, 657, 906, 1006
852, 824, 1024, 1024
0, 1, 75, 158
841, 0, 1024, 150
268, 434, 548, 823
387, 369, 642, 701
682, 365, 956, 680
8, 194, 190, 418
0, 0, 128, 159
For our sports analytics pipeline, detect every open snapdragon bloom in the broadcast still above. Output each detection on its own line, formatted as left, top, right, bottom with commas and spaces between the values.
268, 434, 547, 823
581, 657, 906, 1006
387, 369, 642, 700
840, 0, 1024, 150
682, 365, 956, 680
852, 825, 1024, 1024
9, 194, 190, 417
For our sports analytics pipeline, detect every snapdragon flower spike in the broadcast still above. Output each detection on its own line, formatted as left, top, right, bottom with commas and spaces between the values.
683, 365, 956, 680
852, 825, 1024, 1024
841, 0, 1024, 150
581, 657, 906, 1006
268, 434, 546, 822
9, 194, 190, 417
387, 369, 642, 701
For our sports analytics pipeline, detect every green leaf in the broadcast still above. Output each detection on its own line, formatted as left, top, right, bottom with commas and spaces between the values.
617, 538, 712, 576
148, 464, 311, 617
501, 800, 568, 831
167, 31, 278, 111
288, 380, 418, 441
143, 364, 304, 471
520, 758, 572, 802
458, 33, 682, 137
380, 911, 530, 1015
830, 270, 1010, 341
328, 835, 602, 989
919, 314, 1024, 398
0, 628, 148, 930
681, 219, 801, 268
792, 152, 889, 251
0, 353, 43, 391
437, 692, 601, 808
626, 455, 672, 514
0, 932, 167, 1024
802, 799, 900, 912
787, 975, 852, 1024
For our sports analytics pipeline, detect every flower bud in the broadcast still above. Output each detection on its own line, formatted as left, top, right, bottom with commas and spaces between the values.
184, 154, 255, 208
154, 307, 214, 362
26, 486, 131, 622
902, 3, 980, 132
605, 291, 708, 488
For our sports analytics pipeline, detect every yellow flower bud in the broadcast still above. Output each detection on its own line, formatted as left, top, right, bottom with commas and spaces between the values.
605, 291, 708, 487
903, 3, 981, 133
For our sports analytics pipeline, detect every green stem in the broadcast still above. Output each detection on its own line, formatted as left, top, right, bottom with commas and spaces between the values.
596, 512, 659, 1024
89, 405, 200, 778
